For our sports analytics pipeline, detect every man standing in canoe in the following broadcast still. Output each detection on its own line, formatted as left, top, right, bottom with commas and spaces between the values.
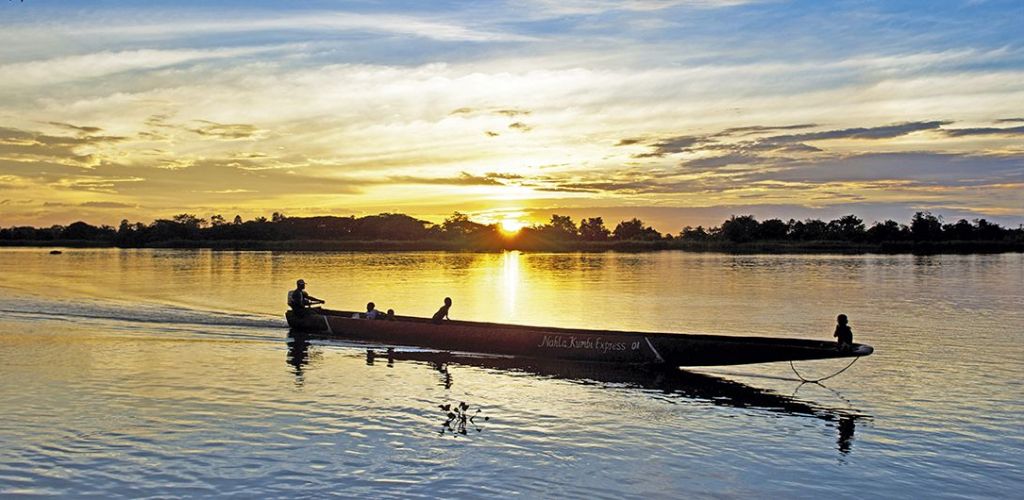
288, 279, 324, 315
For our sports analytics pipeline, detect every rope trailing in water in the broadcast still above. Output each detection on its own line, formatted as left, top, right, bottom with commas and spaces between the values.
789, 356, 860, 384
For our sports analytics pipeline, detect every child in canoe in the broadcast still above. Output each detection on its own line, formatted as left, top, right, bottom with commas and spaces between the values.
834, 314, 853, 351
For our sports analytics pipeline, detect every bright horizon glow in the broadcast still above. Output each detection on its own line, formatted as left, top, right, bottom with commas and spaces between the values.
1, 1, 1022, 231
500, 218, 526, 235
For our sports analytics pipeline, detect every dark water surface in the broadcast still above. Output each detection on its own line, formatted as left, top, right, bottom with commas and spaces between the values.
1, 249, 1021, 498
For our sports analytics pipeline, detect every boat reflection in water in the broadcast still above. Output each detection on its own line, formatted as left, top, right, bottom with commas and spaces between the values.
286, 332, 864, 454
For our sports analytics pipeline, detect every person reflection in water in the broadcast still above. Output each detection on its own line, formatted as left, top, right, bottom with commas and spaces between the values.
837, 415, 856, 454
432, 297, 452, 324
288, 279, 324, 315
834, 314, 853, 352
286, 335, 311, 383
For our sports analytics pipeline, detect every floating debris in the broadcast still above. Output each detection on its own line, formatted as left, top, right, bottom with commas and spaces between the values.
439, 401, 488, 437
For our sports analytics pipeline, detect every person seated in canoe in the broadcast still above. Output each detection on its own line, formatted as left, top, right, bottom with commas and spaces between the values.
288, 279, 324, 315
834, 314, 853, 351
365, 302, 385, 320
431, 297, 452, 324
386, 309, 396, 321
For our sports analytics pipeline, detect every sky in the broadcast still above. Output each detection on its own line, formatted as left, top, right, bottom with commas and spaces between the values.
1, 0, 1022, 231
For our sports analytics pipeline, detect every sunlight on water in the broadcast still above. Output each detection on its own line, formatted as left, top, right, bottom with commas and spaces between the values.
0, 248, 1021, 497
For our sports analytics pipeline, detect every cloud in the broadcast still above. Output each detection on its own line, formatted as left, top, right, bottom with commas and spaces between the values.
451, 107, 533, 118
52, 176, 146, 193
522, 0, 760, 16
742, 152, 1024, 186
46, 122, 104, 135
483, 172, 524, 180
43, 201, 137, 209
0, 47, 280, 88
190, 120, 262, 140
624, 125, 822, 160
203, 189, 256, 194
766, 121, 950, 143
681, 152, 777, 170
80, 201, 137, 208
0, 126, 126, 167
616, 137, 647, 146
719, 124, 818, 136
508, 122, 533, 132
98, 12, 534, 42
631, 135, 707, 157
496, 109, 532, 117
940, 126, 1024, 137
388, 172, 510, 186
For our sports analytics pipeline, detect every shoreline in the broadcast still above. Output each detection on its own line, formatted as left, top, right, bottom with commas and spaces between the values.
2, 239, 1021, 254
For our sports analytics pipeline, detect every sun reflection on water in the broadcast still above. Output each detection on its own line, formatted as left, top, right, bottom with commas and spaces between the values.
501, 250, 521, 315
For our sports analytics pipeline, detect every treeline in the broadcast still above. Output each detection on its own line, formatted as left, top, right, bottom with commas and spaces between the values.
1, 211, 1022, 253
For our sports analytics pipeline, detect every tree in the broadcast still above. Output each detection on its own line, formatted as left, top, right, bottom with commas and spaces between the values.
233, 215, 243, 225
974, 219, 1006, 240
720, 215, 760, 243
210, 214, 226, 227
441, 212, 486, 237
910, 211, 943, 241
679, 225, 709, 241
826, 215, 866, 241
942, 219, 975, 241
758, 219, 789, 240
612, 218, 661, 240
790, 219, 827, 240
866, 220, 907, 242
349, 213, 431, 240
272, 212, 286, 223
544, 214, 578, 240
62, 221, 102, 240
579, 217, 610, 241
172, 213, 206, 228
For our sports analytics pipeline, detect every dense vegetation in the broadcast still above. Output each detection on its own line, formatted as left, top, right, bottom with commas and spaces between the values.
1, 211, 1021, 253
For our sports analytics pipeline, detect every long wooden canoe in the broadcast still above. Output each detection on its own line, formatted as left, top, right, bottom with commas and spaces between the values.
285, 308, 873, 367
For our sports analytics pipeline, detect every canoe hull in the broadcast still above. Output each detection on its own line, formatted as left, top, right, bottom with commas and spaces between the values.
286, 309, 873, 367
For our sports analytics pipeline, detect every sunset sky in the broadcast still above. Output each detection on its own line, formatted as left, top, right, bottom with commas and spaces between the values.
1, 0, 1022, 231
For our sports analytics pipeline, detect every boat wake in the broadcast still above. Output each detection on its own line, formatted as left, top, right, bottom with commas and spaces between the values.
0, 296, 286, 338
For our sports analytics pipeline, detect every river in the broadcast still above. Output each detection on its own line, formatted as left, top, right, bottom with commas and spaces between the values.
0, 248, 1021, 498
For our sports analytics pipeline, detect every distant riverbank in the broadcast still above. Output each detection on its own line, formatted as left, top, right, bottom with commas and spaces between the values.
3, 239, 1021, 254
4, 211, 1022, 254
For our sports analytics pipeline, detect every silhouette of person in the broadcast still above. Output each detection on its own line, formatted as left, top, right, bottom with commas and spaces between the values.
288, 279, 324, 315
366, 302, 384, 319
432, 297, 452, 324
834, 314, 853, 351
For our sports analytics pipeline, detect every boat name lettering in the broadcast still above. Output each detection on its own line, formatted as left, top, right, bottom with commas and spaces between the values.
537, 335, 639, 352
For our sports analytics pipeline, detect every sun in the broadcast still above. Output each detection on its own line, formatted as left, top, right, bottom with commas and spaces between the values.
499, 218, 525, 235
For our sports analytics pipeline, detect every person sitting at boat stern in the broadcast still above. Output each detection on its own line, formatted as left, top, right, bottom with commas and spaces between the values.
366, 302, 385, 320
834, 314, 853, 351
432, 297, 452, 324
386, 309, 396, 321
288, 279, 324, 315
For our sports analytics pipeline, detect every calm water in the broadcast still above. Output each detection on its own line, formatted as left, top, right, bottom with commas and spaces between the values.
0, 248, 1021, 498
